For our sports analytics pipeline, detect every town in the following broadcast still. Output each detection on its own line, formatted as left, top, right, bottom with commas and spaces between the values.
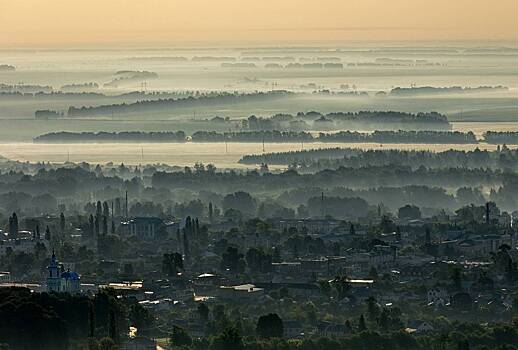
1, 1, 518, 349
1, 158, 518, 350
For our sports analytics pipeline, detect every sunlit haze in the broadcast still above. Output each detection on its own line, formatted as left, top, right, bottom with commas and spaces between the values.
1, 0, 518, 46
3, 2, 518, 349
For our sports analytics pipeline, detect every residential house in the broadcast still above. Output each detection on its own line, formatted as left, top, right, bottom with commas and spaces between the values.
120, 217, 165, 240
284, 320, 304, 338
427, 287, 449, 307
121, 337, 157, 350
274, 219, 342, 234
317, 321, 348, 337
218, 283, 264, 302
405, 320, 435, 334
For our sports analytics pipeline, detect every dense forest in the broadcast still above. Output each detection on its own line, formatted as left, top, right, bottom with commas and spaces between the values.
6, 284, 518, 350
0, 287, 149, 350
191, 131, 313, 142
0, 90, 201, 103
0, 83, 52, 93
390, 86, 508, 96
0, 158, 516, 218
239, 147, 518, 170
317, 130, 476, 144
34, 130, 475, 144
150, 166, 502, 196
0, 64, 15, 71
241, 111, 450, 131
484, 132, 518, 144
67, 91, 294, 117
35, 110, 65, 119
104, 71, 159, 88
60, 82, 99, 92
305, 111, 449, 126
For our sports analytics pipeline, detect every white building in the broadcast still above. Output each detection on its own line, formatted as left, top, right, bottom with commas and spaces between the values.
120, 217, 164, 240
0, 236, 48, 255
0, 271, 10, 282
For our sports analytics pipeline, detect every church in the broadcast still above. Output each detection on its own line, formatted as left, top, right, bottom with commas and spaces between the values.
46, 251, 81, 293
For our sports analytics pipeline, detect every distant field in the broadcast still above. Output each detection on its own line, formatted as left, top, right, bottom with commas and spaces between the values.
452, 121, 518, 137
0, 114, 517, 143
0, 119, 237, 142
0, 141, 512, 169
448, 106, 518, 122
2, 47, 518, 163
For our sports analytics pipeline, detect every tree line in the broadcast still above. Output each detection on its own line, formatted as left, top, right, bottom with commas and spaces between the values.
34, 131, 186, 143
34, 130, 480, 144
67, 90, 294, 117
240, 146, 518, 171
484, 132, 518, 144
390, 85, 508, 96
0, 287, 150, 350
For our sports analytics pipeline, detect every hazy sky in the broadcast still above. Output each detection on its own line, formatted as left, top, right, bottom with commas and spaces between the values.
0, 0, 517, 46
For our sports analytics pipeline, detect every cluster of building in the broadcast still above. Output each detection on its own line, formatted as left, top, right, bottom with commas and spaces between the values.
1, 208, 517, 342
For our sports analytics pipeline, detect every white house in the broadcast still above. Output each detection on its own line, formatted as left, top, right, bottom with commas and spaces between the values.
405, 320, 434, 334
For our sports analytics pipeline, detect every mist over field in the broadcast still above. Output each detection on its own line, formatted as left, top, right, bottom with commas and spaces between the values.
0, 45, 518, 165
3, 1, 518, 347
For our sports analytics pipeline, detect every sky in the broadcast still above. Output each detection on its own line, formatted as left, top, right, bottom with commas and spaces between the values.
0, 0, 517, 47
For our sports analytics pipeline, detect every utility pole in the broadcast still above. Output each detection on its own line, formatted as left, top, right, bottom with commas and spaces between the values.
486, 202, 490, 225
125, 191, 128, 219
321, 192, 325, 219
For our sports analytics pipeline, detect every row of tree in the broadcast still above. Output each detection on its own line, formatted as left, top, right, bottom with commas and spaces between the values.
239, 146, 518, 170
35, 130, 482, 144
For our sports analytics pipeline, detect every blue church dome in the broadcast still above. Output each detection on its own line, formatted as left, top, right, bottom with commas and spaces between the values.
61, 270, 80, 280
